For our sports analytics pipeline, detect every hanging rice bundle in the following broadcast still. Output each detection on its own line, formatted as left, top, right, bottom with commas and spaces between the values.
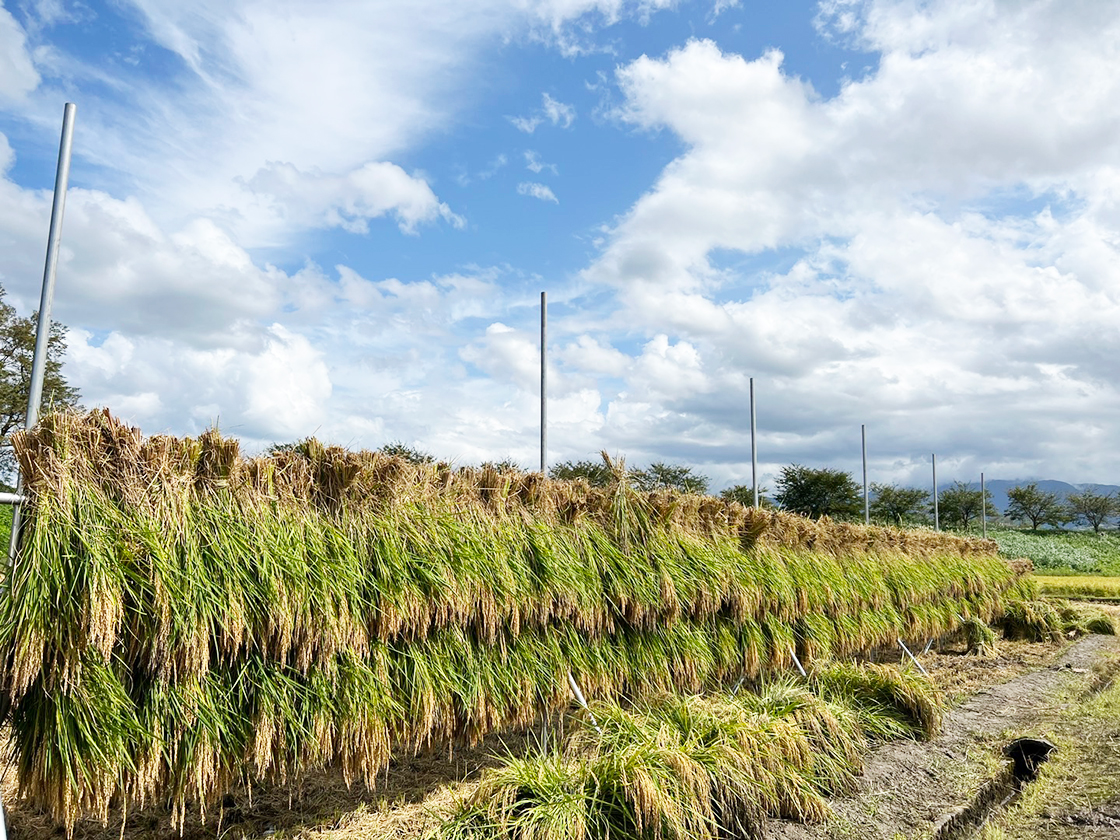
0, 410, 1023, 831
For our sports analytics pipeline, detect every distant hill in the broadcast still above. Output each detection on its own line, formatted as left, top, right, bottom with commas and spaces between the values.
957, 480, 1120, 520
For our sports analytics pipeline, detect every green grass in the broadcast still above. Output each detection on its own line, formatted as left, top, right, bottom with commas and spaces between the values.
991, 528, 1120, 575
977, 655, 1120, 839
1034, 574, 1120, 602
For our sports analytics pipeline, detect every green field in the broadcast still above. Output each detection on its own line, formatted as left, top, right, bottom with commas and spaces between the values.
1033, 574, 1120, 601
991, 528, 1120, 575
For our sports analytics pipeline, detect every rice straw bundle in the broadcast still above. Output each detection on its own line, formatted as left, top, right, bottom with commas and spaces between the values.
0, 410, 1024, 831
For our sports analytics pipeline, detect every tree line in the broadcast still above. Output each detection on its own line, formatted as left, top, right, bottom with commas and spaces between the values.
546, 459, 1120, 532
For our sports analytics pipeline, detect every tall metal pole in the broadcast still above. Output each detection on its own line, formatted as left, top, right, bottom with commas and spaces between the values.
862, 425, 869, 525
932, 453, 939, 532
981, 472, 987, 538
540, 291, 547, 475
750, 378, 758, 507
8, 102, 76, 567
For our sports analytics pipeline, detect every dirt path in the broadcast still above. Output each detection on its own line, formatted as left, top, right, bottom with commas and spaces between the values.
766, 633, 1120, 840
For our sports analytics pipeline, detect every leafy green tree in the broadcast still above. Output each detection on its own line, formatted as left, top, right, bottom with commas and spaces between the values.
632, 462, 710, 494
719, 483, 773, 508
773, 465, 861, 519
1005, 483, 1067, 530
377, 441, 434, 464
869, 483, 931, 525
938, 481, 994, 529
1065, 489, 1118, 533
549, 458, 613, 487
0, 287, 79, 477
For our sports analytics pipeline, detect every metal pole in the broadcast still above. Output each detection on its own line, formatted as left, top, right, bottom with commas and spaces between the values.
540, 291, 546, 475
981, 472, 987, 538
932, 453, 939, 532
898, 638, 929, 676
862, 424, 869, 525
8, 102, 76, 568
789, 647, 807, 678
750, 378, 758, 507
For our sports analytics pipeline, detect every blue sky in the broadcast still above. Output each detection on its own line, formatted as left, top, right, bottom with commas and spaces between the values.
1, 0, 1119, 490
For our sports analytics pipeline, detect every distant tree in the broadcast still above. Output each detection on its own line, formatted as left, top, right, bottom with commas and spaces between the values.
1066, 489, 1118, 533
869, 483, 931, 525
938, 481, 994, 530
0, 286, 80, 476
267, 440, 302, 455
378, 441, 435, 464
481, 458, 523, 473
719, 483, 773, 508
1005, 483, 1067, 530
773, 465, 862, 519
549, 458, 613, 487
632, 462, 710, 494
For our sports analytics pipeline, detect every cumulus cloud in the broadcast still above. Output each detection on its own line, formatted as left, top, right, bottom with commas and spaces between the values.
517, 181, 559, 202
242, 160, 463, 236
66, 323, 332, 442
578, 1, 1120, 484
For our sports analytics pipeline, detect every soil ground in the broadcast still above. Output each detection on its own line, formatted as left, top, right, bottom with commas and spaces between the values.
4, 612, 1119, 840
765, 631, 1120, 840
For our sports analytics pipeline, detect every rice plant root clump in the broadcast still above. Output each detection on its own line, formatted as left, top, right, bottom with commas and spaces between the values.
0, 410, 1028, 832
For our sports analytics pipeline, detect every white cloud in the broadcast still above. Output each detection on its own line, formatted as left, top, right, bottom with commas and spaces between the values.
510, 92, 576, 133
573, 2, 1120, 484
524, 150, 558, 174
67, 323, 331, 442
241, 160, 463, 236
0, 133, 13, 173
556, 335, 629, 377
517, 181, 559, 202
7, 0, 1120, 489
541, 92, 576, 127
0, 4, 40, 103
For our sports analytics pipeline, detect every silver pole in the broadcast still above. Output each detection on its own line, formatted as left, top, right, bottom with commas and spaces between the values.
981, 472, 987, 538
8, 102, 76, 567
750, 377, 758, 507
789, 646, 807, 678
862, 424, 869, 525
932, 453, 939, 532
897, 638, 929, 676
540, 291, 547, 475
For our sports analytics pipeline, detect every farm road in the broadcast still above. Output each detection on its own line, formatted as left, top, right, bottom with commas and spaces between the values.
765, 633, 1120, 840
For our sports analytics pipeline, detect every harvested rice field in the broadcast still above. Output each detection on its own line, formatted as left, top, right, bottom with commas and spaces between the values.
0, 410, 1115, 839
